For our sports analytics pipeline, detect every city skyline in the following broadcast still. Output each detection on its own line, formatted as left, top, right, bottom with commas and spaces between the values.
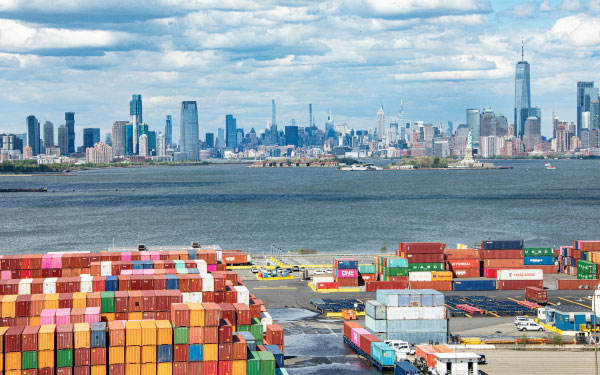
1, 1, 600, 141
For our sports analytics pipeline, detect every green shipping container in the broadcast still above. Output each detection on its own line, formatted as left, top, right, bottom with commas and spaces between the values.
100, 291, 115, 313
383, 267, 409, 277
247, 351, 261, 375
408, 263, 444, 272
250, 318, 263, 342
524, 248, 554, 257
173, 327, 189, 344
577, 260, 597, 273
22, 351, 38, 370
237, 325, 250, 332
257, 351, 276, 375
57, 349, 73, 368
358, 264, 376, 274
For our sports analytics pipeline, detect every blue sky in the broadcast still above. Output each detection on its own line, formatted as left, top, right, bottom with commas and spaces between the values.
1, 0, 599, 144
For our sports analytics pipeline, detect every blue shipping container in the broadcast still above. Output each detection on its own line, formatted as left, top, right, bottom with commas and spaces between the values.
165, 275, 179, 290
482, 240, 523, 250
265, 345, 284, 368
335, 260, 358, 269
90, 322, 106, 348
132, 261, 143, 269
365, 300, 386, 320
187, 250, 198, 260
386, 319, 447, 333
188, 344, 203, 361
142, 261, 153, 269
236, 332, 257, 351
452, 280, 497, 291
365, 315, 387, 333
371, 342, 395, 366
372, 331, 447, 345
157, 345, 173, 363
395, 361, 420, 375
188, 268, 199, 274
105, 276, 118, 291
524, 257, 555, 266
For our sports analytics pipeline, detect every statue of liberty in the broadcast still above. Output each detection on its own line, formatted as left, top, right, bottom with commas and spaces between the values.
466, 130, 473, 150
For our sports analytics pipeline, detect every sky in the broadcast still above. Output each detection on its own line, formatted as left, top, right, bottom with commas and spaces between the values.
1, 0, 600, 145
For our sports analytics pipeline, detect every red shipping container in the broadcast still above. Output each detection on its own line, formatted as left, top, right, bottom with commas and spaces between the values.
189, 327, 203, 345
71, 308, 86, 324
343, 321, 362, 340
40, 368, 55, 375
483, 259, 524, 268
399, 242, 445, 254
131, 276, 144, 291
154, 291, 168, 312
118, 276, 131, 291
218, 343, 232, 361
153, 276, 166, 291
21, 269, 33, 279
91, 347, 106, 365
141, 291, 155, 312
187, 362, 202, 375
218, 360, 232, 375
173, 344, 188, 362
218, 304, 236, 326
224, 289, 237, 304
359, 333, 380, 357
168, 291, 183, 305
155, 312, 170, 321
0, 256, 10, 270
266, 324, 284, 345
128, 291, 142, 312
557, 279, 600, 290
405, 253, 445, 263
317, 282, 338, 290
75, 348, 90, 366
109, 364, 124, 375
213, 291, 224, 304
30, 295, 45, 317
142, 312, 155, 320
173, 362, 187, 375
202, 292, 214, 303
451, 268, 480, 278
497, 280, 543, 290
16, 295, 31, 317
114, 292, 129, 313
74, 367, 89, 375
218, 320, 233, 343
202, 303, 220, 327
108, 321, 125, 347
481, 250, 524, 259
410, 281, 453, 291
202, 361, 217, 375
231, 334, 247, 360
525, 287, 547, 304
22, 325, 39, 351
203, 327, 218, 344
365, 281, 409, 292
16, 316, 29, 326
2, 317, 15, 326
4, 327, 25, 353
115, 313, 127, 321
232, 303, 250, 326
57, 324, 74, 350
58, 293, 73, 309
141, 277, 154, 291
211, 273, 226, 292
31, 279, 44, 295
10, 257, 22, 270
92, 277, 105, 292
24, 369, 38, 375
67, 277, 81, 293
524, 265, 556, 274
359, 274, 376, 282
446, 259, 480, 269
337, 278, 358, 287
57, 368, 72, 375
171, 304, 190, 327
387, 276, 409, 283
221, 253, 248, 264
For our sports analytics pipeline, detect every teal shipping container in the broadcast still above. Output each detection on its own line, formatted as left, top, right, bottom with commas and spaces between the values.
371, 342, 395, 366
387, 258, 408, 268
358, 264, 376, 274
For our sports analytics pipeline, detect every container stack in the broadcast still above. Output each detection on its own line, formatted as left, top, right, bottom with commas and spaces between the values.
74, 322, 90, 375
496, 269, 543, 290
333, 258, 359, 288
523, 248, 556, 274
375, 256, 408, 282
480, 240, 524, 278
91, 323, 107, 375
358, 264, 376, 284
342, 322, 391, 368
364, 289, 447, 345
576, 260, 597, 280
397, 243, 445, 273
408, 271, 452, 291
444, 249, 480, 278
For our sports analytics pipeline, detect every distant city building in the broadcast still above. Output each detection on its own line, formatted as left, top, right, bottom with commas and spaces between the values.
148, 131, 156, 155
124, 124, 133, 155
23, 145, 33, 160
466, 109, 480, 146
447, 121, 453, 135
165, 115, 172, 147
523, 116, 541, 151
138, 134, 148, 157
130, 94, 142, 154
43, 121, 54, 150
111, 121, 127, 156
236, 129, 243, 148
285, 125, 299, 146
217, 128, 224, 148
376, 105, 385, 140
180, 101, 199, 161
65, 112, 75, 154
577, 81, 598, 137
529, 106, 541, 123
86, 142, 113, 163
26, 115, 41, 156
156, 132, 165, 156
105, 132, 112, 146
271, 99, 277, 128
83, 128, 100, 149
226, 114, 237, 148
205, 133, 214, 148
58, 125, 68, 155
515, 44, 531, 138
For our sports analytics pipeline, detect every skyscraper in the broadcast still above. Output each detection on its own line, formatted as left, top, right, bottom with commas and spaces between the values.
26, 115, 41, 156
205, 133, 214, 148
147, 131, 156, 155
376, 105, 385, 139
309, 104, 313, 127
180, 101, 199, 161
65, 112, 75, 154
105, 132, 112, 146
285, 126, 299, 146
271, 99, 276, 127
43, 121, 54, 150
217, 128, 224, 148
130, 94, 142, 154
58, 125, 68, 155
156, 132, 165, 156
447, 121, 453, 135
466, 109, 480, 144
124, 124, 133, 155
514, 43, 531, 138
139, 134, 148, 157
83, 128, 100, 149
112, 121, 128, 156
226, 114, 237, 148
165, 115, 172, 147
523, 116, 541, 151
577, 82, 598, 137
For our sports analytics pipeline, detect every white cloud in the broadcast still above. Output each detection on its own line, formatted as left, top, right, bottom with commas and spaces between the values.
546, 15, 600, 47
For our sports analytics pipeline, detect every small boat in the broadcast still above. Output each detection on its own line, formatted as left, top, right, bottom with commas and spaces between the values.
545, 163, 556, 170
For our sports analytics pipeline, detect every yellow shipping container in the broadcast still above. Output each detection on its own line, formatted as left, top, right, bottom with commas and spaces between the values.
6, 370, 21, 375
189, 303, 205, 327
126, 345, 141, 364
74, 322, 91, 348
72, 292, 87, 309
43, 294, 59, 310
125, 321, 142, 346
109, 346, 125, 365
2, 295, 17, 318
232, 360, 247, 375
155, 321, 172, 345
141, 363, 156, 375
91, 365, 107, 375
38, 324, 56, 351
141, 346, 156, 364
157, 363, 171, 375
126, 363, 141, 375
29, 316, 40, 326
5, 352, 20, 371
38, 350, 55, 369
140, 321, 157, 346
128, 312, 143, 320
102, 313, 115, 322
431, 271, 453, 281
203, 343, 218, 362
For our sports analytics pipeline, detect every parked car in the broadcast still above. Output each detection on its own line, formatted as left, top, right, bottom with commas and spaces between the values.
293, 265, 299, 272
518, 322, 544, 331
286, 268, 293, 273
299, 266, 306, 272
384, 340, 415, 355
477, 354, 486, 365
514, 316, 532, 325
314, 270, 325, 275
251, 267, 259, 273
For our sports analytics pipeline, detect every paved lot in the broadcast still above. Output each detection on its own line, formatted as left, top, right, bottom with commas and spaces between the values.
475, 349, 598, 375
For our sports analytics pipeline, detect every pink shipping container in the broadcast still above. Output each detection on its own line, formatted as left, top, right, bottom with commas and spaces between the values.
1, 271, 10, 280
121, 252, 131, 262
350, 327, 369, 347
141, 253, 150, 260
335, 269, 358, 278
143, 269, 154, 275
150, 252, 160, 260
207, 265, 217, 272
41, 309, 57, 324
51, 255, 62, 269
132, 269, 143, 275
42, 255, 53, 269
121, 270, 133, 275
497, 280, 543, 290
85, 307, 100, 323
56, 308, 71, 325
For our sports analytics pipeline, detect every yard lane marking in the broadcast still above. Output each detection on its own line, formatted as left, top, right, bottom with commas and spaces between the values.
558, 297, 592, 310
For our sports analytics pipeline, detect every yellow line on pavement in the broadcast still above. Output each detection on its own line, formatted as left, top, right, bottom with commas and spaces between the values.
465, 314, 472, 318
487, 311, 501, 318
558, 297, 592, 310
254, 287, 297, 290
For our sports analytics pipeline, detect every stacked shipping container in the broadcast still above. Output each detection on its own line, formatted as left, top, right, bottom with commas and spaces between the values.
444, 249, 480, 278
397, 243, 445, 273
333, 259, 359, 288
523, 248, 556, 274
496, 269, 543, 290
375, 256, 408, 282
481, 240, 524, 278
342, 321, 395, 367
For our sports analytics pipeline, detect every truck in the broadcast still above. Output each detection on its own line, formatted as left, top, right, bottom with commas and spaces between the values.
525, 286, 548, 304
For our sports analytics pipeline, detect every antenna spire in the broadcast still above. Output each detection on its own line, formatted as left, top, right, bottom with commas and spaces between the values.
521, 38, 524, 61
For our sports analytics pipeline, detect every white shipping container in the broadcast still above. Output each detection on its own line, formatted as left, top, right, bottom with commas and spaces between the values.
497, 269, 543, 281
234, 285, 250, 305
193, 260, 208, 274
216, 250, 222, 261
312, 276, 334, 284
200, 273, 215, 292
100, 261, 112, 276
43, 278, 57, 294
189, 292, 203, 303
409, 271, 432, 282
18, 279, 32, 295
386, 306, 446, 320
181, 292, 190, 304
80, 275, 93, 293
261, 311, 273, 331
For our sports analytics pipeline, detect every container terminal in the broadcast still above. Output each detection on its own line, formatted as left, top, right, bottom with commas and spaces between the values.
0, 240, 600, 374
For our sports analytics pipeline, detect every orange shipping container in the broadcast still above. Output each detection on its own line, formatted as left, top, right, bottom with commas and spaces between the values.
444, 249, 480, 260
38, 324, 56, 351
6, 370, 20, 375
72, 293, 87, 309
141, 346, 156, 364
109, 346, 125, 365
141, 363, 156, 375
125, 321, 142, 346
44, 294, 59, 310
5, 352, 21, 371
231, 361, 246, 375
483, 258, 524, 268
189, 327, 203, 344
125, 364, 141, 375
126, 346, 141, 364
189, 303, 205, 327
451, 268, 480, 278
38, 350, 54, 369
128, 312, 143, 321
139, 321, 157, 346
155, 321, 172, 346
203, 344, 218, 362
91, 365, 106, 375
74, 323, 91, 349
157, 363, 171, 375
2, 295, 17, 318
